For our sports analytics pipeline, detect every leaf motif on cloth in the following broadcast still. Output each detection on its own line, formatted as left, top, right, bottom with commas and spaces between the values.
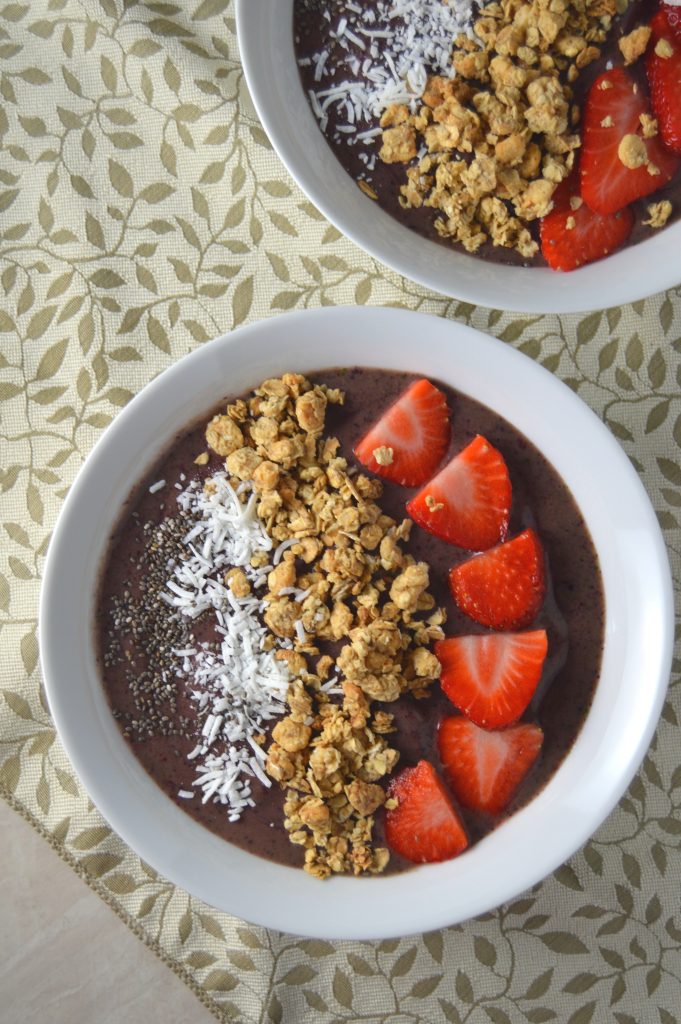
0, 1, 680, 1022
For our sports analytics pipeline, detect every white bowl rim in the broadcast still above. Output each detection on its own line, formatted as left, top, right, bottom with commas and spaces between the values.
235, 0, 681, 314
39, 306, 674, 939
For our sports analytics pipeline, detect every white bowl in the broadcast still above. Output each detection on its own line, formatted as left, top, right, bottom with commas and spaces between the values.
235, 0, 681, 313
40, 307, 673, 939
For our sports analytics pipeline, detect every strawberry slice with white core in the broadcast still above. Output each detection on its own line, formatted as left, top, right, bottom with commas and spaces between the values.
353, 378, 450, 487
581, 67, 679, 215
406, 434, 511, 550
436, 630, 548, 729
449, 528, 547, 631
438, 717, 544, 815
540, 169, 634, 272
385, 760, 468, 864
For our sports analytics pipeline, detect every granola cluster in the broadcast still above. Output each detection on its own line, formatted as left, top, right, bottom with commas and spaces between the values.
379, 0, 620, 257
643, 199, 672, 228
204, 374, 445, 877
269, 678, 399, 878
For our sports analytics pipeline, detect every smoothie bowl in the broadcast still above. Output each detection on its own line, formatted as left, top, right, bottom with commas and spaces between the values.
39, 307, 673, 938
236, 0, 681, 312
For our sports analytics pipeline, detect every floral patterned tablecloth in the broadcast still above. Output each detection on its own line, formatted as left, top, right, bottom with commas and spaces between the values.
1, 2, 680, 1021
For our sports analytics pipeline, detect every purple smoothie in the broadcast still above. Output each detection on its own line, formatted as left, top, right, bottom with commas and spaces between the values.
97, 368, 604, 874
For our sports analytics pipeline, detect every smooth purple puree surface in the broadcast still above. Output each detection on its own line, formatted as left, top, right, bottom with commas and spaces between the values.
97, 368, 604, 874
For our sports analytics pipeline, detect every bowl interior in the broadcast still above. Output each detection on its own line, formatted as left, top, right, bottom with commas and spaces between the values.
235, 0, 681, 313
40, 307, 673, 938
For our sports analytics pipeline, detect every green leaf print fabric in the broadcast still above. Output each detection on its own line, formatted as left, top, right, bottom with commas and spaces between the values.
1, 2, 680, 1021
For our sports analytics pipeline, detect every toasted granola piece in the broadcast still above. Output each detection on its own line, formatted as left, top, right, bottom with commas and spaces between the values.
226, 446, 262, 481
618, 25, 652, 66
357, 523, 381, 551
390, 562, 430, 612
275, 648, 307, 676
205, 415, 243, 457
655, 36, 674, 59
309, 744, 342, 780
272, 717, 311, 754
380, 124, 417, 163
520, 141, 542, 178
346, 779, 385, 817
298, 797, 331, 828
227, 398, 248, 422
514, 177, 556, 220
640, 113, 658, 140
315, 654, 334, 680
264, 598, 300, 639
453, 48, 491, 80
329, 600, 354, 640
250, 415, 279, 449
362, 744, 400, 781
411, 647, 441, 678
267, 556, 296, 595
495, 132, 528, 165
337, 620, 406, 702
265, 744, 296, 783
342, 681, 371, 726
287, 680, 313, 721
226, 567, 250, 599
380, 103, 410, 128
525, 76, 569, 135
618, 133, 649, 170
372, 710, 395, 734
320, 545, 365, 581
643, 200, 672, 228
489, 55, 527, 89
268, 436, 306, 468
252, 459, 280, 493
379, 533, 405, 572
538, 9, 565, 44
295, 389, 327, 433
258, 377, 289, 398
422, 75, 455, 108
281, 372, 310, 397
576, 45, 600, 70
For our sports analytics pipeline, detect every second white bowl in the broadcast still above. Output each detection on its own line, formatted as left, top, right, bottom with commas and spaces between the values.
236, 0, 681, 313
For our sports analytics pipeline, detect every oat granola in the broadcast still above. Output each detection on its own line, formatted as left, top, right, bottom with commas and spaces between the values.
376, 0, 621, 257
205, 373, 446, 877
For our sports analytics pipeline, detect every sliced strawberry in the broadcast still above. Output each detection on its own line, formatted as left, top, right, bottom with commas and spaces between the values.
436, 629, 548, 729
449, 528, 546, 631
647, 7, 681, 155
581, 67, 679, 215
661, 2, 681, 36
540, 170, 633, 272
438, 717, 543, 815
385, 760, 468, 864
406, 434, 511, 551
649, 3, 681, 40
353, 378, 450, 486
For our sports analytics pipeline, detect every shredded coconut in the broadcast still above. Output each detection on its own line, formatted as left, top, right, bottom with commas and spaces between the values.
165, 472, 290, 820
300, 0, 474, 137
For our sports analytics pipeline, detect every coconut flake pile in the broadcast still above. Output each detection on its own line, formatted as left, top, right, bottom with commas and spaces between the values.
300, 0, 474, 160
163, 472, 291, 821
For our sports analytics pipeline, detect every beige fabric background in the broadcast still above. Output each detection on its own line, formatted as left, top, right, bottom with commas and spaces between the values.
1, 1, 680, 1021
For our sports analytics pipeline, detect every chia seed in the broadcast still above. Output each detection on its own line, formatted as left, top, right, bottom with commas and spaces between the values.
102, 513, 197, 743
